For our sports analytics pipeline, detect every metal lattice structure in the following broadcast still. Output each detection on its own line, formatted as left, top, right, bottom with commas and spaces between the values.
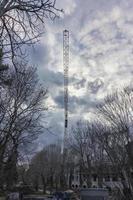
59, 29, 69, 188
63, 30, 69, 148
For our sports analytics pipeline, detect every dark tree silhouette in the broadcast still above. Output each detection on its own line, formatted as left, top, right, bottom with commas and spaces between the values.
0, 0, 62, 60
0, 62, 48, 190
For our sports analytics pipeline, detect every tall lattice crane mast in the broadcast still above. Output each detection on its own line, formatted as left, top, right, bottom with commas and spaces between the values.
60, 30, 69, 188
63, 30, 69, 148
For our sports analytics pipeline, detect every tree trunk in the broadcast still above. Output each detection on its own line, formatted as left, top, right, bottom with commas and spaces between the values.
5, 148, 18, 190
69, 168, 73, 189
41, 174, 46, 194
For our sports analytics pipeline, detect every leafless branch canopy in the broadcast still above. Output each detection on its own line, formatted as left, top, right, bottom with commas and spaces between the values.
0, 0, 62, 59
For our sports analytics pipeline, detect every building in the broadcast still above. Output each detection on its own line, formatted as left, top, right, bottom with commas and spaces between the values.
70, 164, 123, 190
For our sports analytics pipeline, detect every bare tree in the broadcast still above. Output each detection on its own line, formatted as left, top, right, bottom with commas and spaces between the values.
96, 86, 133, 199
0, 0, 62, 60
27, 143, 62, 193
69, 120, 105, 188
0, 62, 48, 190
0, 48, 9, 84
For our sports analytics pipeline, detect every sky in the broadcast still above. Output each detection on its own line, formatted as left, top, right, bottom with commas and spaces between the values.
29, 0, 133, 146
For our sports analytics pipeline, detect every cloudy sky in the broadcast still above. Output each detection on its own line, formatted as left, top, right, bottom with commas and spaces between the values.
30, 0, 133, 145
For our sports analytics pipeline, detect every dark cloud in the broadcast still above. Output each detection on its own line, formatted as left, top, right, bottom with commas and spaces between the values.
74, 78, 86, 89
54, 91, 64, 108
68, 94, 102, 113
42, 70, 64, 87
30, 43, 50, 65
29, 43, 64, 88
54, 91, 101, 114
88, 78, 104, 94
90, 29, 103, 41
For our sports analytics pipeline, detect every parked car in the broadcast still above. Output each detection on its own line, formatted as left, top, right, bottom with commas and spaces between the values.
53, 190, 79, 200
6, 191, 23, 200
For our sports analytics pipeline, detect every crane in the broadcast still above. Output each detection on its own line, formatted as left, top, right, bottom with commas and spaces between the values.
60, 30, 69, 189
63, 29, 69, 152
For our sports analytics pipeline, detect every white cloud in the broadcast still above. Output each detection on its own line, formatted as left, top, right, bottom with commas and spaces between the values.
110, 6, 122, 21
56, 0, 77, 16
32, 0, 133, 142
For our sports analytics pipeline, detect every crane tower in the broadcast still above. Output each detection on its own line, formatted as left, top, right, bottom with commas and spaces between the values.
60, 30, 69, 188
63, 30, 69, 149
